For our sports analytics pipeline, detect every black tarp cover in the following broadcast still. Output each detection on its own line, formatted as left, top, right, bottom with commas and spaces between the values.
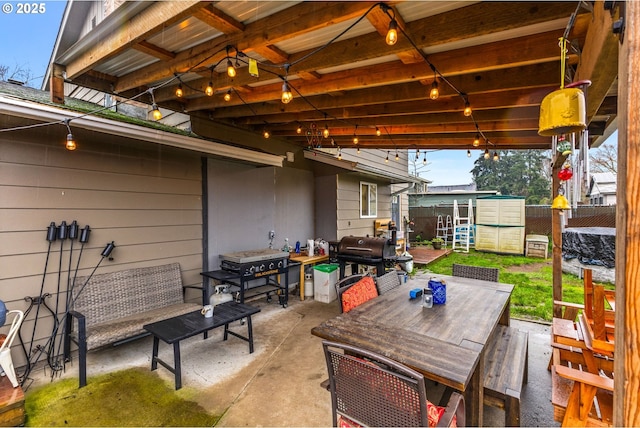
562, 227, 616, 268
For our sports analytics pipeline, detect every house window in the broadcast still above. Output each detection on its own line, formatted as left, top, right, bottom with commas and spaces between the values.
360, 182, 377, 218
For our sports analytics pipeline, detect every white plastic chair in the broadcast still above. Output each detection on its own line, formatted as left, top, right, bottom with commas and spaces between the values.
0, 309, 25, 387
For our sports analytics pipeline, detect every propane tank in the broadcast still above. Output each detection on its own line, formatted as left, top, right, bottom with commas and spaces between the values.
304, 273, 314, 297
209, 285, 234, 307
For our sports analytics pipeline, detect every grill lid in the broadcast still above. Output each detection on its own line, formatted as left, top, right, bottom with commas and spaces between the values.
220, 248, 289, 264
337, 236, 396, 259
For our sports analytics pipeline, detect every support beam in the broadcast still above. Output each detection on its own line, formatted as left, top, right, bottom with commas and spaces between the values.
614, 1, 640, 426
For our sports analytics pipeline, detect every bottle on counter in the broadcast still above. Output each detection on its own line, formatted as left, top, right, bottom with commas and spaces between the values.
283, 238, 290, 252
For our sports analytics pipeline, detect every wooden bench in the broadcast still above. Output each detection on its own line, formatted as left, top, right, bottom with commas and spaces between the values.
64, 262, 201, 387
483, 325, 529, 427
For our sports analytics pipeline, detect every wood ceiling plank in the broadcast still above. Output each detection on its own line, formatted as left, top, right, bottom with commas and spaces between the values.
186, 62, 559, 112
65, 1, 205, 78
237, 88, 555, 124
113, 2, 375, 92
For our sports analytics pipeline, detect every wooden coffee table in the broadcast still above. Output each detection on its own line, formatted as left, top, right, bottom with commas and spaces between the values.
143, 301, 260, 390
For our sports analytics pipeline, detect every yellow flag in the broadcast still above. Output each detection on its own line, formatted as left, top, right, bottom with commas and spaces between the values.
249, 59, 259, 77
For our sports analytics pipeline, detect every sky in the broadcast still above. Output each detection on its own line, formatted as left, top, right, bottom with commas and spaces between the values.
0, 1, 615, 188
0, 0, 66, 88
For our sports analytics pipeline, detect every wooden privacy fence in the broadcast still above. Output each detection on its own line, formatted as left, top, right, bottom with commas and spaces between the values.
408, 205, 616, 242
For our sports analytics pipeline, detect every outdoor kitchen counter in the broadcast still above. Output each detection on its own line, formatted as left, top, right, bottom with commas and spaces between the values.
289, 253, 329, 301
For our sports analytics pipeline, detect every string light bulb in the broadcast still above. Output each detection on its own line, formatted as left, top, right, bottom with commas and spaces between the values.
385, 151, 389, 162
493, 151, 499, 161
473, 133, 481, 147
64, 120, 76, 151
353, 125, 359, 144
66, 133, 76, 150
429, 79, 439, 100
467, 149, 471, 158
175, 83, 183, 98
423, 154, 427, 165
296, 124, 302, 134
386, 19, 398, 46
281, 81, 293, 104
357, 147, 360, 155
463, 99, 472, 117
205, 81, 214, 96
395, 151, 399, 161
263, 129, 270, 139
337, 147, 342, 160
227, 59, 236, 78
484, 148, 490, 159
323, 124, 330, 139
224, 90, 232, 102
376, 127, 381, 137
151, 103, 162, 120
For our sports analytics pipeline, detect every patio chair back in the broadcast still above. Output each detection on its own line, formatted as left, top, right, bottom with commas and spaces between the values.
336, 274, 366, 313
322, 340, 464, 427
0, 309, 25, 387
452, 263, 499, 282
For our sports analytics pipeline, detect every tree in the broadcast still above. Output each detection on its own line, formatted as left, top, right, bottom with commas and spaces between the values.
0, 63, 34, 87
471, 150, 551, 204
589, 141, 617, 174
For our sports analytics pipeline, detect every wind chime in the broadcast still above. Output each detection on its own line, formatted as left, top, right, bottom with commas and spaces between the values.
538, 35, 589, 213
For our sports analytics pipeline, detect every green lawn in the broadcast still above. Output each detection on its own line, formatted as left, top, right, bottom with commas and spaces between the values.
422, 250, 591, 323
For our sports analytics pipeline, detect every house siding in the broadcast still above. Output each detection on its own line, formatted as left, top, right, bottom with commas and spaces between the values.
0, 131, 203, 368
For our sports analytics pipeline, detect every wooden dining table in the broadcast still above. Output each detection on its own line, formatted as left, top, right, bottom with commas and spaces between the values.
311, 273, 513, 426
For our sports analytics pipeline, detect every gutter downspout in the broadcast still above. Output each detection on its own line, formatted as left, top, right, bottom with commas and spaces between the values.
391, 182, 415, 196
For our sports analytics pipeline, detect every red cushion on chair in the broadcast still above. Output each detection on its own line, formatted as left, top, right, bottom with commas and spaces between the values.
341, 276, 378, 313
337, 400, 454, 428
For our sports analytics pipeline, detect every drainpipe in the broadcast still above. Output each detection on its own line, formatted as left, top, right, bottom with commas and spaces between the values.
391, 182, 415, 196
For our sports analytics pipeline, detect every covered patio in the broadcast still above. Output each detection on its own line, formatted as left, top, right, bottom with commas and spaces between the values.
1, 1, 638, 426
21, 271, 555, 427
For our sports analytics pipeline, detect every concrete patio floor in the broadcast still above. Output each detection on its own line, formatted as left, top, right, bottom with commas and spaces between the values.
24, 273, 558, 427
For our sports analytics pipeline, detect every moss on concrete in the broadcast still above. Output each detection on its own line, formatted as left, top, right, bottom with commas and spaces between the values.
24, 367, 219, 426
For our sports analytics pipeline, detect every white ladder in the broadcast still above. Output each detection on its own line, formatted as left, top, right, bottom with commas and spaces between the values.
436, 215, 453, 247
452, 199, 475, 253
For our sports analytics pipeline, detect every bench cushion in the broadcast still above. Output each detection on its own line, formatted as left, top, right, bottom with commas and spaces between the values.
74, 302, 200, 350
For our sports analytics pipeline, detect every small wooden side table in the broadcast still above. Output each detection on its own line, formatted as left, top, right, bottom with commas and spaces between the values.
288, 253, 329, 300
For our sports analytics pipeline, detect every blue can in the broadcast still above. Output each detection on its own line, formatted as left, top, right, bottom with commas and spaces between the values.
428, 279, 447, 304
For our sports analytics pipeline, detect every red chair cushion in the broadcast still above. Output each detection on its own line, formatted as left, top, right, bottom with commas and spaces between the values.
337, 400, 452, 427
341, 276, 378, 313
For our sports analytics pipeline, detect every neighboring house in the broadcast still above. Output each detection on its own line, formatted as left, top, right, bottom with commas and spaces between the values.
409, 190, 499, 208
587, 172, 617, 206
425, 183, 478, 193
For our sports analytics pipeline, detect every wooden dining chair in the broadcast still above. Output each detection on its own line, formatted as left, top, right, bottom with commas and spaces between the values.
550, 347, 614, 426
322, 340, 465, 427
452, 263, 499, 282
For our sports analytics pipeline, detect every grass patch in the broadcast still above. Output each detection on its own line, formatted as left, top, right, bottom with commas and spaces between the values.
423, 250, 590, 323
25, 367, 219, 427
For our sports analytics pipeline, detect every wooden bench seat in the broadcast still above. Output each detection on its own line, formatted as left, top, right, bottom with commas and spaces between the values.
483, 325, 529, 427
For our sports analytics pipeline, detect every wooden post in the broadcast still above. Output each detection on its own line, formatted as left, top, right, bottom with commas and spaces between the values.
615, 2, 640, 426
551, 153, 568, 318
50, 63, 65, 105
